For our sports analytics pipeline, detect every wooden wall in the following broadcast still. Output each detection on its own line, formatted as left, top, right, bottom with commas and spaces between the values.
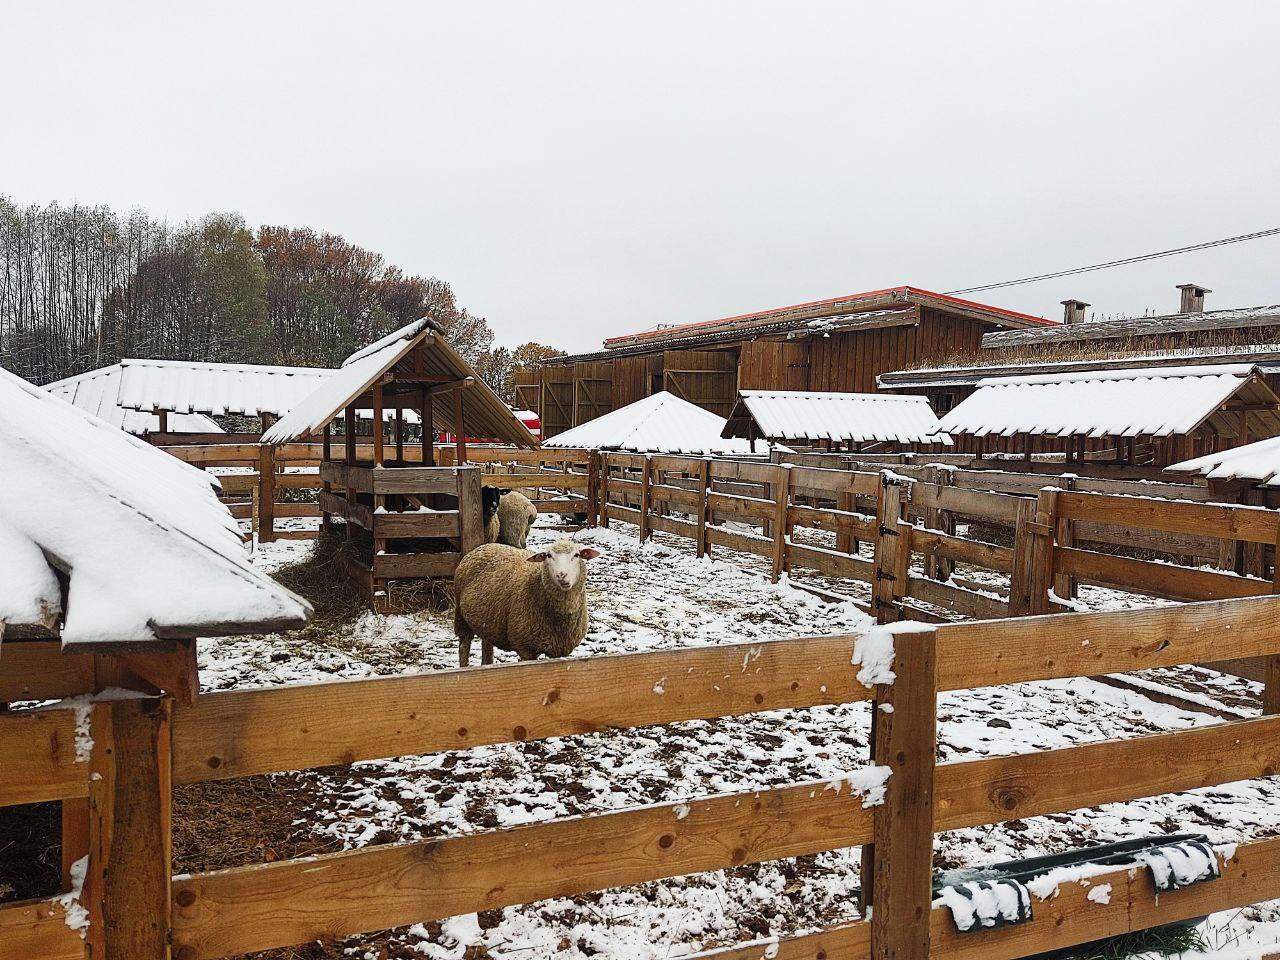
572, 361, 613, 426
662, 349, 737, 416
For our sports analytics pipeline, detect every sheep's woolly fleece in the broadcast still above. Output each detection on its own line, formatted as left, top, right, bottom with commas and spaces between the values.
192, 520, 1280, 959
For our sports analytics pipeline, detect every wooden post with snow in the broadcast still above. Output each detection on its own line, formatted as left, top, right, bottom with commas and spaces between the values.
695, 457, 712, 558
599, 454, 611, 529
1053, 474, 1078, 601
85, 696, 172, 960
872, 471, 908, 624
859, 624, 939, 960
1028, 488, 1059, 615
638, 455, 653, 543
1007, 498, 1038, 617
257, 443, 277, 544
770, 463, 792, 582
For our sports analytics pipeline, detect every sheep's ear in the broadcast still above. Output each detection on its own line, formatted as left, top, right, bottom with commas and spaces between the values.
526, 551, 549, 563
578, 548, 601, 560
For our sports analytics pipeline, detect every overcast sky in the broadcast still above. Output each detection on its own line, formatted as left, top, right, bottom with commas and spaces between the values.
4, 2, 1279, 351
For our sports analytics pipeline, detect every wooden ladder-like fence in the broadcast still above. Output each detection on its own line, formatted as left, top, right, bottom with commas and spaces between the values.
5, 596, 1280, 959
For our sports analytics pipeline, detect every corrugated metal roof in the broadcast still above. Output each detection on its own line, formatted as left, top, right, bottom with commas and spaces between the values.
1, 366, 310, 647
116, 358, 333, 417
263, 319, 537, 448
936, 364, 1278, 439
45, 365, 221, 435
1167, 436, 1280, 486
543, 392, 760, 455
724, 391, 947, 444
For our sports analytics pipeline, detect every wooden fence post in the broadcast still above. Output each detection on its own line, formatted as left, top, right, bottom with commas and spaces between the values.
872, 472, 908, 624
458, 466, 485, 557
696, 458, 712, 559
600, 454, 611, 529
85, 696, 172, 960
587, 451, 602, 528
1028, 488, 1059, 615
1266, 520, 1280, 716
770, 464, 792, 582
862, 625, 939, 960
638, 456, 652, 543
1007, 498, 1038, 617
922, 465, 955, 582
1053, 474, 1078, 601
257, 444, 276, 544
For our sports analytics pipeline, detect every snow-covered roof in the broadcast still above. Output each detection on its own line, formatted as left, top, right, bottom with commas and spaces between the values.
263, 318, 537, 447
116, 358, 334, 417
982, 303, 1280, 350
45, 365, 221, 435
936, 364, 1280, 439
1167, 436, 1280, 487
722, 390, 948, 444
543, 392, 761, 455
0, 366, 311, 648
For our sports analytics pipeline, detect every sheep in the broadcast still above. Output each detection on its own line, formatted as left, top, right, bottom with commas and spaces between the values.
496, 490, 537, 548
481, 485, 502, 544
454, 538, 601, 667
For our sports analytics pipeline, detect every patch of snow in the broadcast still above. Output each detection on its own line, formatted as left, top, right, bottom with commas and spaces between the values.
1087, 883, 1112, 905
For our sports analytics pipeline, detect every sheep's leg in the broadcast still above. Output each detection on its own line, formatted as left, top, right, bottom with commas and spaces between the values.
458, 636, 470, 668
454, 607, 474, 668
482, 637, 494, 665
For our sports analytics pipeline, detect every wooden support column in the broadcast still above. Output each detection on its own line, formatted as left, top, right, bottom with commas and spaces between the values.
638, 456, 653, 542
371, 382, 385, 467
872, 471, 908, 624
695, 458, 711, 558
321, 424, 333, 536
1028, 488, 1059, 615
866, 626, 939, 960
394, 406, 405, 464
1266, 520, 1280, 716
344, 405, 357, 540
84, 696, 172, 960
257, 444, 277, 544
156, 409, 168, 434
770, 464, 792, 582
453, 387, 467, 464
421, 388, 434, 466
458, 466, 485, 558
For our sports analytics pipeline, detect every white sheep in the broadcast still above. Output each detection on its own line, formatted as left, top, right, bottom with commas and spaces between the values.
496, 490, 537, 548
454, 538, 601, 666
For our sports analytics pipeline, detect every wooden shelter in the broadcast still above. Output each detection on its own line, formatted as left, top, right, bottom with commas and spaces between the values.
261, 318, 539, 603
722, 390, 948, 452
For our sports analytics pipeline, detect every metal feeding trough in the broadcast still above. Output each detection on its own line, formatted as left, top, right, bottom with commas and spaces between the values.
930, 833, 1221, 953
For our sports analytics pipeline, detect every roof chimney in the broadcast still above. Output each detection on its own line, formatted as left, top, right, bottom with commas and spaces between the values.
1060, 299, 1090, 325
1176, 283, 1210, 313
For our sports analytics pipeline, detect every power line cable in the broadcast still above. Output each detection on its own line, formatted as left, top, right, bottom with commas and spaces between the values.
944, 227, 1280, 296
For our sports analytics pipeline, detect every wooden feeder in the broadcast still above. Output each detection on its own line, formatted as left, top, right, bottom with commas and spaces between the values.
261, 318, 539, 605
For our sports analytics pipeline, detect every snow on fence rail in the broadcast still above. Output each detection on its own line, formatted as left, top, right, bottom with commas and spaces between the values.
5, 597, 1280, 959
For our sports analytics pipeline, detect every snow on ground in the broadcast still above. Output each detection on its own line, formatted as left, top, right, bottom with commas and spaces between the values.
196, 516, 1280, 959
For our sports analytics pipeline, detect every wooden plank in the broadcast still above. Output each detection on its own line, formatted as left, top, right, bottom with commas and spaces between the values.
912, 485, 1023, 523
170, 633, 871, 784
85, 697, 171, 960
638, 457, 652, 542
1056, 490, 1280, 544
115, 641, 199, 706
935, 595, 1280, 689
1056, 546, 1270, 602
0, 898, 85, 960
0, 641, 94, 703
318, 491, 374, 531
908, 527, 1013, 573
171, 775, 875, 959
373, 510, 460, 539
1006, 498, 1037, 617
372, 467, 462, 496
688, 837, 1280, 960
907, 575, 1008, 621
788, 543, 875, 582
372, 552, 461, 579
870, 626, 936, 960
706, 524, 774, 558
707, 491, 774, 523
649, 483, 703, 511
458, 467, 485, 556
788, 503, 878, 541
0, 707, 87, 806
272, 502, 320, 518
787, 466, 881, 498
319, 461, 373, 494
936, 711, 1280, 832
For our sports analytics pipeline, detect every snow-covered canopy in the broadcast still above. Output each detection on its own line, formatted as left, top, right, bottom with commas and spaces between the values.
936, 364, 1280, 439
46, 365, 221, 435
543, 392, 762, 455
116, 358, 334, 418
1167, 436, 1280, 487
722, 390, 949, 445
0, 366, 311, 648
263, 318, 537, 447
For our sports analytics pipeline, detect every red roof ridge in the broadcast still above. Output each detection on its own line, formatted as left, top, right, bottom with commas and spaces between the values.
603, 285, 1054, 347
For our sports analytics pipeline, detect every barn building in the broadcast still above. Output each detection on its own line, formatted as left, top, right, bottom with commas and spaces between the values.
520, 286, 1054, 438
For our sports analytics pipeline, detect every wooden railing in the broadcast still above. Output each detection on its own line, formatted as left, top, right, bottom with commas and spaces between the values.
6, 597, 1280, 959
436, 445, 600, 517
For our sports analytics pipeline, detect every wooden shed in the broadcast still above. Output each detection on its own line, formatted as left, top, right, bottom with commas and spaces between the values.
261, 318, 539, 604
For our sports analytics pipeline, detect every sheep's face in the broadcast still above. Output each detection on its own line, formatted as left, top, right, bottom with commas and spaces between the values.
528, 539, 601, 592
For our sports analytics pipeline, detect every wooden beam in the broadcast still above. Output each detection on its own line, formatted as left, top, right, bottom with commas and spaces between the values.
453, 386, 467, 464
0, 897, 85, 960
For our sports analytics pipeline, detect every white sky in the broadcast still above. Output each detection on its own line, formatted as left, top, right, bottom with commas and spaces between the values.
3, 1, 1279, 352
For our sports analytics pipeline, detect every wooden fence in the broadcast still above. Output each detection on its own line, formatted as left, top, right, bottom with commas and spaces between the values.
435, 445, 599, 517
6, 596, 1280, 959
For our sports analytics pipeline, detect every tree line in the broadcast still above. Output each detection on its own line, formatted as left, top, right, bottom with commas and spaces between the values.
0, 197, 563, 402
